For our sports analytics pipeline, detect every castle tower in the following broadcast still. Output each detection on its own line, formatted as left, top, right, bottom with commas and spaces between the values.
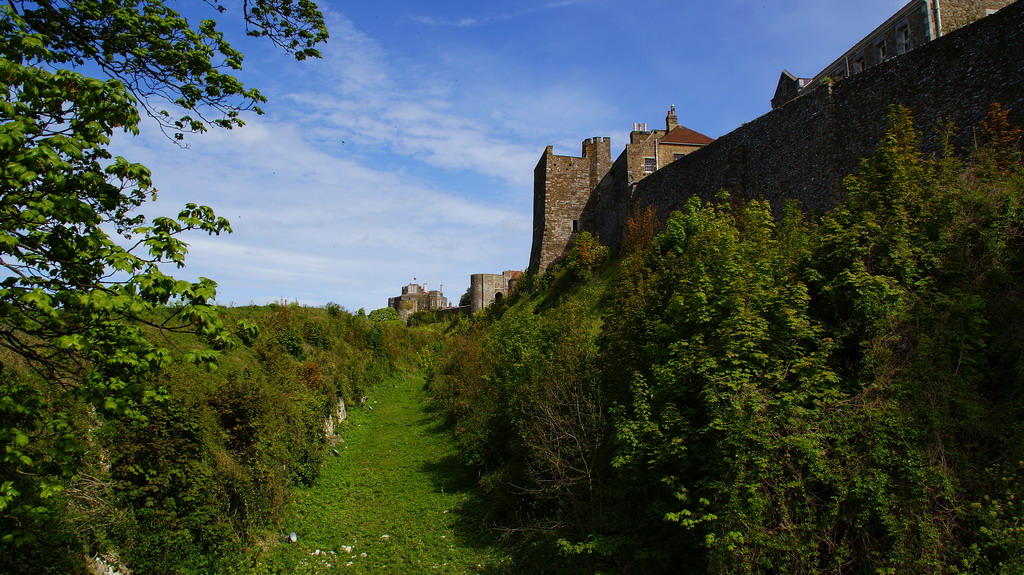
528, 137, 612, 273
469, 270, 522, 314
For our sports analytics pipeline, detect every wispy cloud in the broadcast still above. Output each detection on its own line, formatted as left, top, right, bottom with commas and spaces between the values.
114, 87, 531, 310
272, 9, 599, 190
407, 14, 487, 28
407, 0, 589, 28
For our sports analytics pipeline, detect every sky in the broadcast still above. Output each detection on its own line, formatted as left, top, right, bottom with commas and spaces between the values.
112, 0, 911, 313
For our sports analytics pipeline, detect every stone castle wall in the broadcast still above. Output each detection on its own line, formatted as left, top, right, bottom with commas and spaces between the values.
941, 0, 1014, 32
529, 138, 612, 272
589, 1, 1024, 250
583, 152, 633, 252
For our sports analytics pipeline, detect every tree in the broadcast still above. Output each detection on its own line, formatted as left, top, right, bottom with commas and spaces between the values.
368, 307, 400, 323
5, 0, 327, 138
0, 0, 327, 557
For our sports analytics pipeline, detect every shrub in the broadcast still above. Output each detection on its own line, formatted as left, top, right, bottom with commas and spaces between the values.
368, 307, 400, 323
565, 231, 609, 281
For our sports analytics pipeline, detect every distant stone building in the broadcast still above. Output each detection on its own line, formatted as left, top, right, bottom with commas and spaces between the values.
529, 107, 713, 273
772, 0, 1014, 109
387, 282, 448, 322
385, 271, 525, 320
470, 270, 522, 314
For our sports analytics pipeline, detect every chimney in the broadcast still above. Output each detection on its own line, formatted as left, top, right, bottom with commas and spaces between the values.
666, 104, 678, 131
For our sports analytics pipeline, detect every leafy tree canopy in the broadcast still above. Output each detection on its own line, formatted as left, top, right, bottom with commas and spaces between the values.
4, 0, 328, 137
0, 0, 327, 554
369, 306, 400, 323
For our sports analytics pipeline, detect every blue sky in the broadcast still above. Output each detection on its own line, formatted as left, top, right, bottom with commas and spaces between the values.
114, 0, 909, 312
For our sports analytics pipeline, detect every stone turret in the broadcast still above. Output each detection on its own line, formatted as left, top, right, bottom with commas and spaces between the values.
583, 137, 612, 189
470, 270, 522, 314
529, 136, 612, 273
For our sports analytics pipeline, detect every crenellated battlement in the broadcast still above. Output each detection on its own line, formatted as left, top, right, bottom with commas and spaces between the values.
530, 111, 712, 272
529, 135, 616, 272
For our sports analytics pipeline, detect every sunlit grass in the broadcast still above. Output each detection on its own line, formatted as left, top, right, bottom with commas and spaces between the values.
255, 373, 512, 574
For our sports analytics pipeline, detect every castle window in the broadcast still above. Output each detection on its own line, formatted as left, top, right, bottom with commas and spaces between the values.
897, 25, 911, 54
644, 157, 657, 173
876, 40, 887, 62
852, 56, 864, 74
572, 219, 579, 232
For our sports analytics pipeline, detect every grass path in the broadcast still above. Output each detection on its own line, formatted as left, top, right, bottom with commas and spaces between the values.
257, 372, 512, 574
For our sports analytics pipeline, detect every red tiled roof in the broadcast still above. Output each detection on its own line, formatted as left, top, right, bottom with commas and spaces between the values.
660, 125, 714, 145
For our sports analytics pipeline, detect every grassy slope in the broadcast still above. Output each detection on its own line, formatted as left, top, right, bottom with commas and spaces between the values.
257, 372, 513, 574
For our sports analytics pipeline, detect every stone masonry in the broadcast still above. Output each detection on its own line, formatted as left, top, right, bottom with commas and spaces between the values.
774, 0, 1015, 109
470, 271, 522, 314
529, 137, 611, 273
530, 110, 713, 273
940, 0, 1014, 31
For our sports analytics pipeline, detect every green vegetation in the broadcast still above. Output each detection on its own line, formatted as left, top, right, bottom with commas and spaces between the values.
1, 302, 431, 573
1, 0, 327, 571
427, 105, 1024, 573
258, 372, 511, 574
407, 309, 440, 327
368, 307, 401, 324
4, 2, 1024, 571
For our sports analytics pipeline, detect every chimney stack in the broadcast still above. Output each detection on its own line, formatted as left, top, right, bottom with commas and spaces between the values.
666, 104, 678, 131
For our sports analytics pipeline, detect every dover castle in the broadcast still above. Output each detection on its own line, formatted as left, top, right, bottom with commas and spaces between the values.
530, 0, 1023, 273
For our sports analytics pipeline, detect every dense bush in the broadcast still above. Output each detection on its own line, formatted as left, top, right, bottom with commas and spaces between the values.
425, 254, 611, 571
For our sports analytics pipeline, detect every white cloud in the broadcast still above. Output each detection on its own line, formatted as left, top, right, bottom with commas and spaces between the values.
269, 9, 626, 190
113, 93, 531, 311
406, 1, 589, 28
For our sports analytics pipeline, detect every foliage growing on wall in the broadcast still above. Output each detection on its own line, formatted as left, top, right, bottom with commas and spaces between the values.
564, 231, 609, 281
623, 203, 660, 254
